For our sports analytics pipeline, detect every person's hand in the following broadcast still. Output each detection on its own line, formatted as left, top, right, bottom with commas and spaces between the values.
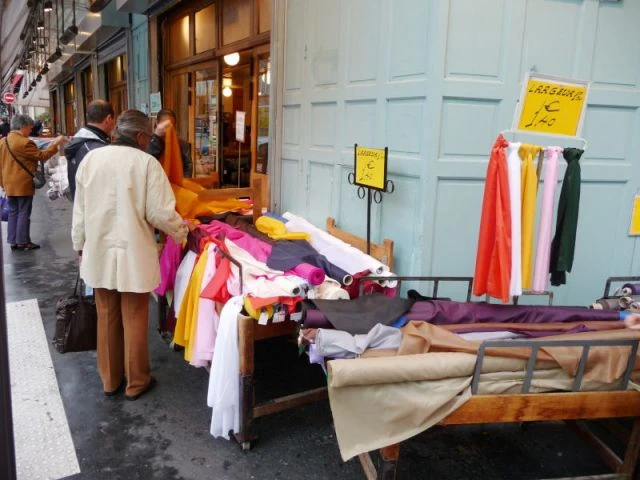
154, 119, 172, 138
53, 135, 66, 146
624, 313, 640, 330
184, 220, 197, 232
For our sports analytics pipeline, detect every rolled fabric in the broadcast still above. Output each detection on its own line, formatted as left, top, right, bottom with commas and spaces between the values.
591, 303, 603, 310
630, 302, 640, 313
314, 278, 351, 300
592, 298, 621, 311
619, 296, 634, 309
291, 263, 325, 286
621, 283, 640, 296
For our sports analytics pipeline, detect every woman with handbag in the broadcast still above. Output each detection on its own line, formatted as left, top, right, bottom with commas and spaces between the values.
0, 114, 66, 250
72, 110, 188, 400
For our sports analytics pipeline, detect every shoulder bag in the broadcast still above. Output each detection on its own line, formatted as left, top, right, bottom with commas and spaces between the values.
5, 137, 46, 189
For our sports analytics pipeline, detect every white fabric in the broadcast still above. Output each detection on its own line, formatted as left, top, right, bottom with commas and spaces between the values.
225, 239, 307, 297
173, 251, 198, 316
457, 331, 523, 341
282, 212, 390, 275
315, 324, 402, 358
208, 296, 244, 439
72, 145, 187, 292
505, 142, 522, 297
311, 278, 350, 300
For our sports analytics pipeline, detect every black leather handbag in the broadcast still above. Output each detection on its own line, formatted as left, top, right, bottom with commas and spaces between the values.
53, 274, 97, 353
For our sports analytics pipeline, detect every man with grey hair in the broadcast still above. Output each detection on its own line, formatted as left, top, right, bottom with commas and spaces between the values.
72, 109, 188, 401
0, 114, 65, 250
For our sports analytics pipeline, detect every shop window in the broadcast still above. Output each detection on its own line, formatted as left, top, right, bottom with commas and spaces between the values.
195, 4, 216, 54
256, 54, 270, 174
258, 0, 271, 34
83, 68, 94, 121
64, 80, 75, 135
222, 0, 251, 45
106, 55, 128, 117
166, 15, 190, 63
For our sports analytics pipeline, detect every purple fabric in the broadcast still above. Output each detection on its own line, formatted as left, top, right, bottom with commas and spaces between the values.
291, 263, 325, 286
622, 283, 640, 295
268, 240, 351, 284
304, 308, 334, 329
406, 300, 620, 325
155, 237, 183, 295
7, 195, 33, 245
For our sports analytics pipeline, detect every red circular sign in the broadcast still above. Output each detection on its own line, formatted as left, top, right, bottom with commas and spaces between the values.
2, 92, 15, 104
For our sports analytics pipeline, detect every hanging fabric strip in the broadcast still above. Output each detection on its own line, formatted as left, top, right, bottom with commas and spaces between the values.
472, 134, 511, 303
519, 144, 542, 290
549, 148, 583, 286
505, 142, 522, 297
531, 146, 562, 292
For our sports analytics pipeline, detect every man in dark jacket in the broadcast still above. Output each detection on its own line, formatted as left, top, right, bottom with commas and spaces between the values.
64, 100, 115, 199
147, 108, 192, 178
0, 118, 10, 138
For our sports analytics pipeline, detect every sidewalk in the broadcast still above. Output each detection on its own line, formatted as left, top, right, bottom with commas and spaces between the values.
2, 191, 614, 480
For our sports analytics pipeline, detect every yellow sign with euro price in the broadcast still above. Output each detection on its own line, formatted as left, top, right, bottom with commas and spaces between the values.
514, 74, 589, 137
629, 195, 640, 236
355, 146, 387, 191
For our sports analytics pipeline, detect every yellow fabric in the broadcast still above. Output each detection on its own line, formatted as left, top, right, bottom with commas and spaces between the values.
174, 247, 210, 361
255, 215, 310, 241
243, 296, 274, 320
519, 144, 541, 289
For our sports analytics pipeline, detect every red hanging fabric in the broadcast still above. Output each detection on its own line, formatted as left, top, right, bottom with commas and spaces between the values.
473, 134, 512, 303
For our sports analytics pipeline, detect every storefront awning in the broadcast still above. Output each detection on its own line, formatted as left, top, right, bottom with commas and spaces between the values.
10, 73, 24, 94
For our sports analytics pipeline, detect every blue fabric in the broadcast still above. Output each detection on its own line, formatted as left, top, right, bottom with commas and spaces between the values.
619, 311, 631, 320
390, 316, 408, 329
264, 211, 288, 223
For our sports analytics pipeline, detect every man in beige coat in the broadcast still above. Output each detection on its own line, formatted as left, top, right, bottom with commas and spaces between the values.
0, 114, 65, 250
72, 110, 188, 400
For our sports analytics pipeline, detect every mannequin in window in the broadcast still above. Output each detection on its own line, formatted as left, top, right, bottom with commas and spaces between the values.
147, 109, 192, 178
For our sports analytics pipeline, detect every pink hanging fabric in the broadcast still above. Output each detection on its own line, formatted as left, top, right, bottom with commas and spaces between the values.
155, 236, 183, 295
531, 146, 562, 292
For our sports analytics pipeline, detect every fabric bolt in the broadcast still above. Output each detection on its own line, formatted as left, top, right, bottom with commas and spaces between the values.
519, 144, 541, 289
95, 288, 151, 398
174, 246, 211, 363
549, 148, 583, 286
173, 251, 198, 316
6, 195, 33, 245
282, 212, 390, 275
473, 135, 512, 303
291, 263, 325, 286
532, 147, 562, 292
505, 142, 522, 297
621, 284, 640, 296
312, 278, 350, 300
155, 236, 184, 296
304, 307, 334, 329
314, 324, 403, 358
311, 294, 415, 334
267, 239, 352, 285
191, 245, 221, 367
255, 215, 310, 241
591, 298, 622, 311
208, 296, 244, 439
404, 300, 619, 325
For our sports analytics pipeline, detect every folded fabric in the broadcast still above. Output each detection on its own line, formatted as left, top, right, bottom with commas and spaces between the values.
267, 239, 352, 285
405, 300, 620, 325
315, 324, 402, 358
256, 215, 310, 241
311, 294, 415, 334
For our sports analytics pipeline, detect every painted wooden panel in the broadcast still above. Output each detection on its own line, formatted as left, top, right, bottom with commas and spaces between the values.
337, 166, 369, 241
592, 1, 640, 87
582, 106, 636, 163
440, 98, 500, 158
346, 0, 380, 84
310, 102, 337, 147
283, 105, 301, 145
445, 0, 506, 79
344, 100, 377, 148
309, 0, 340, 87
284, 0, 305, 91
521, 0, 583, 77
385, 98, 425, 155
307, 162, 334, 226
281, 159, 302, 214
388, 0, 429, 79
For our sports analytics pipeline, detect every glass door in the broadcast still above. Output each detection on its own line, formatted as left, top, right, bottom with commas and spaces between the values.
194, 67, 218, 178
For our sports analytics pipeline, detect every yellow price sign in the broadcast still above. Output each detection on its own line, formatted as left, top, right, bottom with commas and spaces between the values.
354, 145, 387, 191
513, 74, 589, 137
629, 195, 640, 236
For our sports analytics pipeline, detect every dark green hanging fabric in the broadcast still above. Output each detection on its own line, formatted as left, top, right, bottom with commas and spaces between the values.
549, 148, 583, 286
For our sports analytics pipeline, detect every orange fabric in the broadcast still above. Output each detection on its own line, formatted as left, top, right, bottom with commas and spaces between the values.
473, 135, 512, 303
161, 125, 184, 184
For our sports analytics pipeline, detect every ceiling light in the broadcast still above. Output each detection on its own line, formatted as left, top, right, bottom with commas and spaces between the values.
222, 77, 232, 87
47, 47, 62, 63
224, 52, 240, 66
37, 21, 44, 30
59, 25, 78, 45
222, 86, 232, 97
44, 1, 53, 12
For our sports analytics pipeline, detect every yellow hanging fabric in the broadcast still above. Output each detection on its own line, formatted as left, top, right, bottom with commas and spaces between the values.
174, 247, 210, 362
519, 144, 541, 289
